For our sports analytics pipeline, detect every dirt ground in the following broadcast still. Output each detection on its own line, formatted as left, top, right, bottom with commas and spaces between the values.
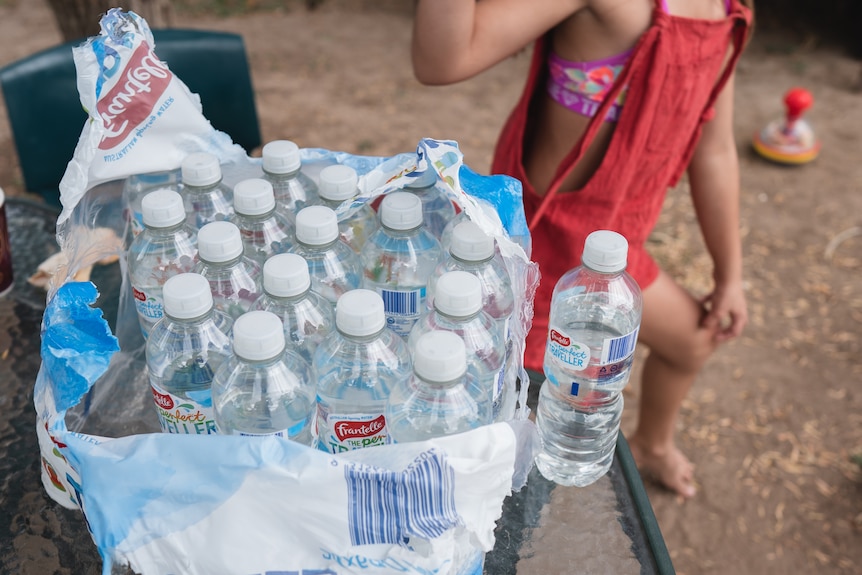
1, 1, 861, 574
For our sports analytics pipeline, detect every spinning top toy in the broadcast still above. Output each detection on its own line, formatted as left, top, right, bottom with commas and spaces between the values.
753, 87, 821, 165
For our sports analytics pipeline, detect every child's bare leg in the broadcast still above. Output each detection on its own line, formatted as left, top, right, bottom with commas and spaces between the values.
628, 270, 718, 498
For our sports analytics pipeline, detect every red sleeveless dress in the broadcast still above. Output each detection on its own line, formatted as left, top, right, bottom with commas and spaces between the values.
491, 0, 751, 371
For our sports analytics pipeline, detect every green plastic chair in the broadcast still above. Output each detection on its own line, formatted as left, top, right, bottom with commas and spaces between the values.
0, 29, 262, 205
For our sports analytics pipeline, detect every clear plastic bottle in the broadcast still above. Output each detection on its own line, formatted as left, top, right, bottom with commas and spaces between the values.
430, 220, 518, 421
212, 310, 315, 444
194, 221, 261, 320
536, 230, 643, 487
438, 196, 498, 253
261, 140, 319, 217
316, 164, 378, 252
360, 191, 443, 339
408, 271, 501, 422
289, 205, 361, 307
146, 273, 233, 435
251, 253, 335, 366
313, 289, 412, 453
387, 330, 487, 443
402, 169, 456, 240
128, 189, 199, 339
229, 178, 294, 266
123, 170, 180, 238
428, 220, 514, 329
180, 151, 234, 230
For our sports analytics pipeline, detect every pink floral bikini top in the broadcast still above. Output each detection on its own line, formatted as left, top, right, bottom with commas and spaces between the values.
547, 0, 732, 122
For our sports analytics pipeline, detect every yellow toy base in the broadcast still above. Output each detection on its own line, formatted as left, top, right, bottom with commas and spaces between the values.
752, 132, 820, 165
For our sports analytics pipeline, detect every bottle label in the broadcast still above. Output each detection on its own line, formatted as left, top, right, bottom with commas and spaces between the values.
546, 327, 590, 371
133, 285, 164, 323
316, 405, 388, 453
600, 327, 640, 365
379, 287, 425, 337
151, 383, 217, 435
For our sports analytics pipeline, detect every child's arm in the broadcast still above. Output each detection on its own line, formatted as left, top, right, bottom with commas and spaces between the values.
412, 0, 586, 85
687, 72, 748, 342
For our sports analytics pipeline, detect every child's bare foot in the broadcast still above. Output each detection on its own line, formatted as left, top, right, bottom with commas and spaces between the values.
628, 439, 697, 499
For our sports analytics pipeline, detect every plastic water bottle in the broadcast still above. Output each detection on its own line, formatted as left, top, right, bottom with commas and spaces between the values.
289, 205, 361, 306
313, 289, 412, 453
194, 221, 261, 320
408, 271, 501, 422
181, 151, 234, 230
360, 192, 443, 339
429, 220, 514, 329
402, 169, 456, 240
146, 273, 233, 434
387, 330, 488, 443
128, 189, 199, 339
212, 310, 315, 444
430, 220, 518, 420
316, 164, 378, 252
261, 140, 319, 217
123, 169, 180, 238
536, 230, 643, 487
230, 178, 294, 266
438, 196, 498, 253
251, 253, 335, 366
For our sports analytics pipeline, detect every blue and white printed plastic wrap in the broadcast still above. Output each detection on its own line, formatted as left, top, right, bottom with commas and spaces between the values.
36, 9, 541, 575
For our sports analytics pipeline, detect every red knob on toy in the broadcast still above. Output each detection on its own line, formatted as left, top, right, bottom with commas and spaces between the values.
784, 87, 813, 124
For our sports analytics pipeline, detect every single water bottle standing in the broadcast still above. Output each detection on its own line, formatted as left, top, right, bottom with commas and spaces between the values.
128, 189, 198, 339
261, 139, 319, 217
429, 220, 517, 420
316, 164, 378, 252
212, 310, 316, 444
194, 221, 261, 320
387, 330, 488, 443
180, 151, 234, 230
146, 273, 233, 435
251, 253, 335, 366
402, 169, 456, 240
289, 205, 361, 306
536, 230, 643, 487
123, 169, 180, 238
230, 178, 294, 266
408, 271, 500, 422
313, 289, 412, 453
361, 191, 443, 339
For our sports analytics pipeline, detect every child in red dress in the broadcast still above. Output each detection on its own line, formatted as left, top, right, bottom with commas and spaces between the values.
412, 0, 753, 498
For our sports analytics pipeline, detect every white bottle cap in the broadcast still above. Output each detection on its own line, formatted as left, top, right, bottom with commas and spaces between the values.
381, 191, 422, 230
163, 273, 213, 320
318, 164, 359, 201
181, 152, 222, 187
404, 169, 436, 189
434, 271, 482, 318
262, 140, 301, 174
414, 330, 467, 383
198, 221, 243, 263
234, 178, 276, 216
336, 289, 385, 337
450, 221, 494, 262
263, 253, 310, 297
295, 205, 339, 245
582, 230, 628, 273
232, 310, 285, 361
142, 189, 185, 228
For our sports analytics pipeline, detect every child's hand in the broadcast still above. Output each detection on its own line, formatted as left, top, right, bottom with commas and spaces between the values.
699, 280, 747, 342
